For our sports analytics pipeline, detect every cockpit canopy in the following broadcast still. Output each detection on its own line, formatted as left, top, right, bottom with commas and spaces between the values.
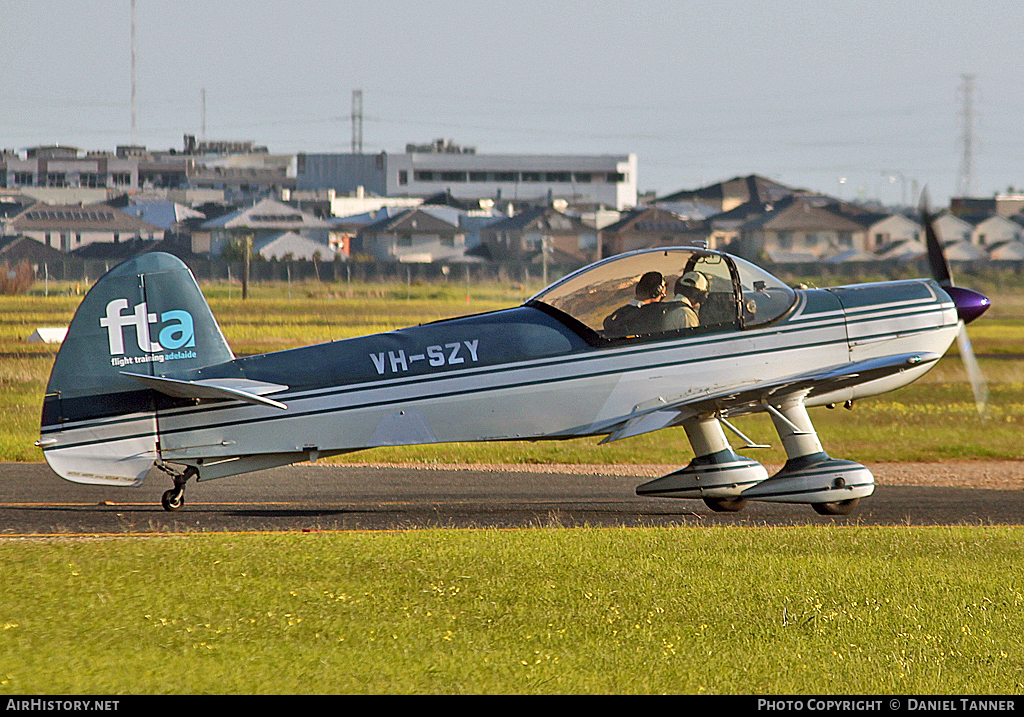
528, 247, 796, 341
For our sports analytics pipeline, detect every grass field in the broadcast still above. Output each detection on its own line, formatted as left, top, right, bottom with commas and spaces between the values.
1, 527, 1022, 695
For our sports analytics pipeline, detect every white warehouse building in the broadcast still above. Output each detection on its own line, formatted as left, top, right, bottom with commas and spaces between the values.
296, 145, 638, 211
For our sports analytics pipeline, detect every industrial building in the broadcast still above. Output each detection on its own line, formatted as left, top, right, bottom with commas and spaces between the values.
0, 142, 294, 203
296, 141, 637, 211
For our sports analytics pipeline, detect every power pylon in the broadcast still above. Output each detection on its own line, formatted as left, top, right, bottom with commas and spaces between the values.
352, 90, 363, 154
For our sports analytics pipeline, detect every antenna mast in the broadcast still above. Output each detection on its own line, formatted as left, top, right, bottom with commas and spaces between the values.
957, 74, 976, 197
130, 0, 137, 145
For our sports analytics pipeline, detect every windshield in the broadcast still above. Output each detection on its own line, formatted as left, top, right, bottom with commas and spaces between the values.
729, 255, 797, 327
530, 247, 795, 339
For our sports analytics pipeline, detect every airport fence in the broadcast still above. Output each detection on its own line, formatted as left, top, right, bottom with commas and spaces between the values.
23, 254, 1024, 292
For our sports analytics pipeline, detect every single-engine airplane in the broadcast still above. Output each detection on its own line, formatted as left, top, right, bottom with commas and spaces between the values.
37, 205, 989, 515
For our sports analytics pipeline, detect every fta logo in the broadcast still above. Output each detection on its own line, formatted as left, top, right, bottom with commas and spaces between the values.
99, 298, 195, 355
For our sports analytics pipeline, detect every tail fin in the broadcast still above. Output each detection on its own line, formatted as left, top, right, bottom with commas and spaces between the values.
39, 252, 233, 486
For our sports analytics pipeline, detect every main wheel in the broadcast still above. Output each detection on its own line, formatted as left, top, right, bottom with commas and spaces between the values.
703, 497, 748, 513
161, 488, 184, 512
812, 498, 859, 516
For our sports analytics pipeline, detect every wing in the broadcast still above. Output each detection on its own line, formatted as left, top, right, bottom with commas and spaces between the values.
600, 351, 941, 443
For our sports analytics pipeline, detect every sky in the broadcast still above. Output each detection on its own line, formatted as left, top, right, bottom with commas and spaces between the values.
4, 0, 1024, 207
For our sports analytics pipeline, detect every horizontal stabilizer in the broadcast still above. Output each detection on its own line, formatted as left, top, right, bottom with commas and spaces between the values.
121, 372, 289, 410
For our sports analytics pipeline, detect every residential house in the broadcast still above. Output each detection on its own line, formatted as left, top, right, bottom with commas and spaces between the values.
358, 207, 468, 263
707, 200, 776, 252
0, 192, 35, 221
737, 197, 867, 262
255, 231, 337, 261
657, 174, 802, 214
932, 212, 974, 245
201, 197, 336, 256
120, 199, 206, 232
69, 233, 199, 263
0, 234, 65, 266
4, 202, 162, 252
332, 206, 411, 258
989, 239, 1024, 260
478, 205, 597, 263
597, 206, 708, 257
875, 237, 925, 261
944, 241, 988, 261
964, 213, 1023, 248
848, 211, 921, 252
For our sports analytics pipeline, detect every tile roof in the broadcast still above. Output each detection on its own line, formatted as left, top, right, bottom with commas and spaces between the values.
9, 202, 162, 233
600, 206, 700, 234
658, 174, 801, 205
362, 207, 460, 234
201, 198, 332, 230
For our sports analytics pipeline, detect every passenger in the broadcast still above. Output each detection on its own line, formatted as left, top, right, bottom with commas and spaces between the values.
661, 271, 708, 330
603, 271, 666, 337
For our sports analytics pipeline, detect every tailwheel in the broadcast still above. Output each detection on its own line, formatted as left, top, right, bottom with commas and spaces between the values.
161, 488, 184, 512
160, 466, 198, 512
703, 497, 748, 513
812, 498, 860, 516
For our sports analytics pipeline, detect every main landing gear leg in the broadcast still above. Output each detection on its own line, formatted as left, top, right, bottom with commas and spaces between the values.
161, 466, 198, 512
685, 416, 751, 513
741, 397, 874, 515
635, 416, 769, 511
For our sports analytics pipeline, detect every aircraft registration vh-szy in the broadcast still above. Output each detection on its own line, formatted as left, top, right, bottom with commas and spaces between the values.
37, 205, 990, 515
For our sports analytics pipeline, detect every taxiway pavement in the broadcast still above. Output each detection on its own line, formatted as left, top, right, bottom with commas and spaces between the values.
2, 462, 1023, 534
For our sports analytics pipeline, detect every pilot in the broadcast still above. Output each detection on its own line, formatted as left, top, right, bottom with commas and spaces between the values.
603, 270, 667, 337
661, 271, 708, 330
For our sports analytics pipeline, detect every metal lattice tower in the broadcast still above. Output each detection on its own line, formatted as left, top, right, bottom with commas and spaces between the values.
957, 74, 976, 197
351, 89, 363, 154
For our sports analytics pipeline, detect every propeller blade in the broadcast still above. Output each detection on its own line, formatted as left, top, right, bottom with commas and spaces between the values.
920, 189, 953, 287
956, 324, 989, 421
919, 190, 988, 420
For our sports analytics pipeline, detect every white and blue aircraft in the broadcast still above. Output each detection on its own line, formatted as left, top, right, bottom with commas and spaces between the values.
37, 212, 989, 515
